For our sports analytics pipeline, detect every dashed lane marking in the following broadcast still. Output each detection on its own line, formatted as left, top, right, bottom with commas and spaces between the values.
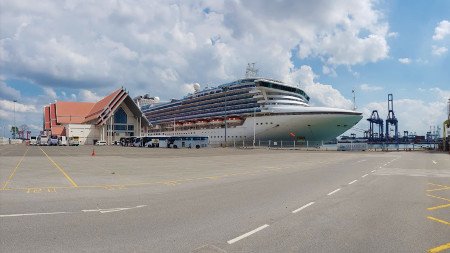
432, 160, 437, 164
227, 224, 269, 244
2, 147, 29, 190
348, 180, 358, 185
292, 202, 315, 214
362, 174, 369, 178
327, 188, 341, 196
371, 170, 376, 173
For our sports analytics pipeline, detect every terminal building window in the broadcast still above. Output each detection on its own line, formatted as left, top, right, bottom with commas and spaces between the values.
114, 107, 127, 124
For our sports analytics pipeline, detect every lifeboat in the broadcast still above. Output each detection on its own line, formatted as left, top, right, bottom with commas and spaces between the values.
226, 117, 243, 124
195, 120, 209, 126
183, 121, 195, 127
152, 125, 161, 130
209, 118, 224, 125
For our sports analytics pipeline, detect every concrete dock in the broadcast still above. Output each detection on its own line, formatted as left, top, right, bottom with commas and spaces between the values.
1, 145, 449, 252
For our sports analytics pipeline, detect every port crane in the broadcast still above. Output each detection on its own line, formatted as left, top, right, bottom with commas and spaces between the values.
385, 94, 398, 142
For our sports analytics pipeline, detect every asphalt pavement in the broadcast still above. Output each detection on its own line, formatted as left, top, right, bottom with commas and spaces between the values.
0, 145, 449, 252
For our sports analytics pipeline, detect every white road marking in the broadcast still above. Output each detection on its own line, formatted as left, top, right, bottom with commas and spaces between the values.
379, 166, 382, 168
292, 202, 315, 213
371, 170, 376, 173
362, 174, 369, 178
0, 211, 70, 218
357, 159, 367, 163
432, 160, 437, 164
327, 188, 341, 196
348, 180, 358, 185
82, 205, 147, 214
227, 224, 269, 244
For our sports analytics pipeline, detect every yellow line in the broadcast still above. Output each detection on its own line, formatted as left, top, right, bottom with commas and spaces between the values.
427, 216, 450, 226
2, 147, 29, 190
427, 194, 450, 203
39, 147, 78, 188
427, 187, 450, 192
428, 183, 450, 188
428, 203, 450, 211
428, 242, 450, 253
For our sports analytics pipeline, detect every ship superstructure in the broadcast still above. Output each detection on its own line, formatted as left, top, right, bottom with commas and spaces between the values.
140, 75, 363, 144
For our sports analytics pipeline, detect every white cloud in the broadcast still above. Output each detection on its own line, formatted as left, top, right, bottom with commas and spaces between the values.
432, 45, 448, 56
0, 99, 37, 113
398, 58, 411, 64
387, 32, 398, 38
78, 89, 102, 102
0, 0, 391, 99
0, 80, 20, 100
360, 83, 383, 92
286, 65, 353, 109
432, 20, 450, 40
42, 87, 57, 100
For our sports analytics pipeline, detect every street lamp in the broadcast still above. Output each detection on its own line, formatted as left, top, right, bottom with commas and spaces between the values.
222, 87, 228, 146
13, 100, 17, 139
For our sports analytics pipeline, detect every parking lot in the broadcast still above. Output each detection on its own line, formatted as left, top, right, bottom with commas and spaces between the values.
1, 144, 449, 252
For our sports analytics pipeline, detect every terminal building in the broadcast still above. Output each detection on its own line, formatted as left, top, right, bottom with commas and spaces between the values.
43, 88, 149, 145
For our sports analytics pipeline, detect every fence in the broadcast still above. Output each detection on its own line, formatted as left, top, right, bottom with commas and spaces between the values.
209, 139, 440, 151
0, 137, 23, 145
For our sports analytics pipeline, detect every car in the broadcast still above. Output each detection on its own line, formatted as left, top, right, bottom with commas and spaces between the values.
95, 140, 107, 146
48, 135, 58, 146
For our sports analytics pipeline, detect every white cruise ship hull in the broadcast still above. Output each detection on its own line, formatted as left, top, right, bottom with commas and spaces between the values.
159, 110, 362, 144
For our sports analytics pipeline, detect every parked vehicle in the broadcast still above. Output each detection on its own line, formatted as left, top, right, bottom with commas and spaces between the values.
48, 135, 58, 146
68, 136, 80, 146
143, 135, 170, 148
133, 137, 143, 147
168, 136, 208, 149
58, 136, 68, 146
95, 140, 107, 146
37, 135, 48, 146
29, 136, 37, 145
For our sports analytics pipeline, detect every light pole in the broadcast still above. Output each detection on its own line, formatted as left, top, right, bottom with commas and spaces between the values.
223, 87, 228, 146
253, 106, 256, 147
13, 100, 17, 139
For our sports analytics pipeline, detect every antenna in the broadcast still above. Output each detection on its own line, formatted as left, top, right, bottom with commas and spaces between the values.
245, 63, 259, 78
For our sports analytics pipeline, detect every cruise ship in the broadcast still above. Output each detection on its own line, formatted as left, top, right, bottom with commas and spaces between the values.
139, 72, 362, 144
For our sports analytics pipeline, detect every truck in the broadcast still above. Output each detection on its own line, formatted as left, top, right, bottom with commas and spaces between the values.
68, 136, 80, 146
29, 136, 37, 145
58, 136, 68, 146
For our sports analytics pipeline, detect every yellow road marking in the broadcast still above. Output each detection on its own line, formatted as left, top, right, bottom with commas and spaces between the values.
427, 216, 450, 226
1, 147, 29, 190
39, 147, 78, 188
428, 242, 450, 253
428, 183, 450, 188
428, 203, 450, 211
427, 194, 450, 203
0, 167, 286, 193
427, 186, 450, 192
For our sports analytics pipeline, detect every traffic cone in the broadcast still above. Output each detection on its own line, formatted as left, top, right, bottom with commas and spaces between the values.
91, 148, 95, 156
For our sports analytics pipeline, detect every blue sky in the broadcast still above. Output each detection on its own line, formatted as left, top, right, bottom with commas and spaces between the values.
0, 0, 449, 137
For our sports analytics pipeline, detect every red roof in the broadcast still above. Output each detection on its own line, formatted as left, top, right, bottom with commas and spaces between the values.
43, 88, 145, 136
55, 101, 95, 124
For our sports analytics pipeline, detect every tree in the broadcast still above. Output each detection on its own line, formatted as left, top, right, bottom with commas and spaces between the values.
10, 126, 18, 139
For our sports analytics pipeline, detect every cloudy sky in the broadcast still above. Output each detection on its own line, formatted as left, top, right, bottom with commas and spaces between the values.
1, 0, 449, 137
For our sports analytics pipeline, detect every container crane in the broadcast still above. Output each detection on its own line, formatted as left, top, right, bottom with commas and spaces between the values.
367, 110, 383, 142
385, 94, 399, 142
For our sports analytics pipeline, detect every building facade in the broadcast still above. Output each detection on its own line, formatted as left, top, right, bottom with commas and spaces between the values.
43, 88, 149, 145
